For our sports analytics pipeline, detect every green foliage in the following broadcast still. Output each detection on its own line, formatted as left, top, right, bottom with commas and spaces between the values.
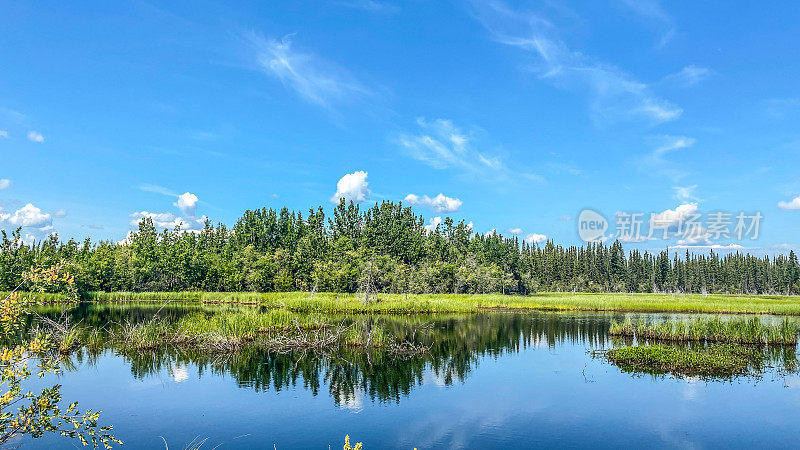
1, 201, 799, 297
0, 263, 120, 448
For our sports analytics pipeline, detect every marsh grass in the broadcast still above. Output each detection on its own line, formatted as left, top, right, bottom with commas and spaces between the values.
603, 344, 769, 378
46, 291, 800, 316
34, 308, 431, 356
609, 317, 799, 345
9, 290, 800, 315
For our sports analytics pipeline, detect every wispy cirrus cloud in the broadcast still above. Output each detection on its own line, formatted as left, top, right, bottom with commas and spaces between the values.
469, 0, 682, 126
335, 0, 399, 14
247, 32, 372, 109
636, 135, 696, 182
396, 117, 544, 183
663, 65, 713, 87
618, 0, 676, 47
673, 184, 699, 202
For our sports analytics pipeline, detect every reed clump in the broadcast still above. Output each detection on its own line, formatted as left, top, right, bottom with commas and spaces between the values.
609, 317, 799, 345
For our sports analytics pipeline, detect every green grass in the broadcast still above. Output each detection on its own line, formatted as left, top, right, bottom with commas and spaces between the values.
604, 344, 767, 378
610, 317, 800, 345
10, 290, 800, 315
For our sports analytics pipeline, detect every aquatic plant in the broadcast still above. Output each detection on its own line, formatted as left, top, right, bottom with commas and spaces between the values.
603, 344, 768, 378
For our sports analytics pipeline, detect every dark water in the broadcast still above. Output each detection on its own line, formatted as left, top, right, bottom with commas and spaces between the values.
17, 304, 800, 449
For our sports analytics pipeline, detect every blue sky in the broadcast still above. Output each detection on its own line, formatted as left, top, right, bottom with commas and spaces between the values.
1, 0, 799, 253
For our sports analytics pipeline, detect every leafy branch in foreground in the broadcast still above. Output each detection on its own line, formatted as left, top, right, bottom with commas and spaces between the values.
0, 263, 121, 448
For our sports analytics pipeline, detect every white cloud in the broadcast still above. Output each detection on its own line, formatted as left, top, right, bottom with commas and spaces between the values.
423, 216, 442, 232
484, 228, 498, 237
129, 211, 207, 231
404, 193, 463, 213
336, 0, 399, 14
673, 184, 699, 202
663, 65, 712, 87
248, 33, 370, 108
508, 228, 523, 235
619, 0, 676, 47
52, 209, 68, 218
466, 221, 474, 230
778, 195, 800, 210
764, 98, 800, 118
0, 130, 7, 138
470, 1, 681, 126
140, 183, 177, 196
650, 202, 699, 228
525, 233, 547, 244
331, 170, 371, 204
638, 135, 696, 182
397, 118, 532, 182
6, 203, 52, 227
0, 179, 10, 189
174, 192, 199, 217
673, 243, 745, 250
27, 131, 44, 143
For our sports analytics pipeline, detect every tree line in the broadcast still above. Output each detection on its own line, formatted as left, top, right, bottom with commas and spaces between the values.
1, 200, 798, 295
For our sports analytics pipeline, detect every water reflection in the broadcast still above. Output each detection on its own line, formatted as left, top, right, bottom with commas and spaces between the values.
37, 304, 795, 407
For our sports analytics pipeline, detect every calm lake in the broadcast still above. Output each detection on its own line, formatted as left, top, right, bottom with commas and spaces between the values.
18, 303, 800, 449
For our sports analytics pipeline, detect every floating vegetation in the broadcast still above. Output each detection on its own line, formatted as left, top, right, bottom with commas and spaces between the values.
601, 344, 775, 378
609, 317, 799, 345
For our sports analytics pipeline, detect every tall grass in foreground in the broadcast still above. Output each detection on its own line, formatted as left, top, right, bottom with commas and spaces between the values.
610, 317, 799, 345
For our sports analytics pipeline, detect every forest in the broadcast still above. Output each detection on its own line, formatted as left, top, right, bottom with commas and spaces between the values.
1, 200, 798, 296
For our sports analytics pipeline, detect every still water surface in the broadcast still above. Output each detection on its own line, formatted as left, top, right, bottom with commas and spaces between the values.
20, 303, 800, 449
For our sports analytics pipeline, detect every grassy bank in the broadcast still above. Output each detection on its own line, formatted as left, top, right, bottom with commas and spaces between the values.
8, 291, 800, 315
610, 317, 799, 345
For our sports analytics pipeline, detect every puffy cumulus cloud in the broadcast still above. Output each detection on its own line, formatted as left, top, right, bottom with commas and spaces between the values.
174, 192, 199, 217
0, 203, 59, 242
129, 211, 207, 232
649, 203, 698, 228
331, 170, 370, 204
646, 203, 709, 244
778, 195, 800, 210
525, 233, 547, 244
0, 179, 10, 189
404, 193, 462, 213
423, 216, 442, 232
27, 131, 44, 143
5, 203, 52, 227
508, 228, 522, 235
